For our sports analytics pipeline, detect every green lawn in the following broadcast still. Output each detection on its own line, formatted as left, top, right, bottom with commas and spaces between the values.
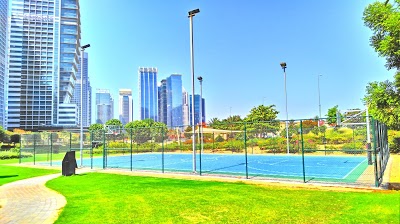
0, 163, 59, 186
47, 173, 400, 224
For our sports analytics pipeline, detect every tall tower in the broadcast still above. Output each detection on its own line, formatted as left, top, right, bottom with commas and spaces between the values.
96, 89, 113, 124
0, 0, 8, 128
7, 0, 81, 130
138, 67, 158, 121
189, 94, 205, 126
72, 52, 91, 127
166, 74, 183, 127
182, 88, 189, 127
158, 79, 167, 124
118, 89, 132, 125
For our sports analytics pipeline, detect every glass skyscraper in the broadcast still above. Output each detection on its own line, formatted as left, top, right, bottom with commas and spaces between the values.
0, 0, 7, 128
139, 67, 158, 121
96, 89, 113, 124
166, 74, 183, 127
7, 0, 81, 130
71, 52, 91, 127
189, 94, 205, 126
158, 79, 167, 124
118, 89, 132, 125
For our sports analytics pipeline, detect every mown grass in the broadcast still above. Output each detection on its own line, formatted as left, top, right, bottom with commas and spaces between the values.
0, 165, 58, 186
47, 173, 400, 224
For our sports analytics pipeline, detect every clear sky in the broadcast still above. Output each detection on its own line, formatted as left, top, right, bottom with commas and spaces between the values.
79, 0, 394, 122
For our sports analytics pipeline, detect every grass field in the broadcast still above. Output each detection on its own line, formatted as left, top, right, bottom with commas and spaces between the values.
46, 173, 400, 224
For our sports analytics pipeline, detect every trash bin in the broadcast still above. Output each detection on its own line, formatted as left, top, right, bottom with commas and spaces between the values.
62, 151, 77, 176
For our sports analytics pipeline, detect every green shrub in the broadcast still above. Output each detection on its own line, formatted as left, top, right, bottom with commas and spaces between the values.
0, 151, 32, 160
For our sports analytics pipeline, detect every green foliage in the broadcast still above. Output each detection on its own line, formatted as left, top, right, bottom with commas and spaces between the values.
89, 123, 104, 131
214, 135, 224, 142
0, 150, 31, 160
326, 105, 342, 125
105, 119, 123, 127
125, 119, 167, 144
364, 81, 400, 129
363, 0, 400, 70
0, 126, 6, 142
388, 130, 400, 153
183, 126, 192, 139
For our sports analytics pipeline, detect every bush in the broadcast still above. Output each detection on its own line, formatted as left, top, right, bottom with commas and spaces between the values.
0, 151, 32, 160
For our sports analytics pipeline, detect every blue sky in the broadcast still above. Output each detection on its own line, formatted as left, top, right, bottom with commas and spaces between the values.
80, 0, 394, 122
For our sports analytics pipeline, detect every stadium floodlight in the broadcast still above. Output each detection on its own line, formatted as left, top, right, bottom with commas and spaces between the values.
280, 62, 290, 154
188, 9, 200, 173
80, 44, 90, 167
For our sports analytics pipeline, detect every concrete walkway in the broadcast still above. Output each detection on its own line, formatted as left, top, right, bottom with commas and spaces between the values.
0, 174, 66, 224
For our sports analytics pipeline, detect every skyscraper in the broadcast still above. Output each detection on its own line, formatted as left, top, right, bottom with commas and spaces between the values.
71, 52, 91, 127
158, 79, 167, 124
96, 89, 113, 124
7, 0, 81, 130
118, 89, 132, 125
166, 74, 183, 127
0, 0, 8, 128
139, 67, 158, 121
182, 88, 189, 127
189, 94, 205, 126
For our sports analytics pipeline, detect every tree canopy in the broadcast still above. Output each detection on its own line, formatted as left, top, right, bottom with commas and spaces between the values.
105, 119, 123, 127
364, 80, 400, 129
363, 0, 400, 71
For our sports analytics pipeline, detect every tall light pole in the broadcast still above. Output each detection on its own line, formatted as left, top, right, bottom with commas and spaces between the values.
280, 62, 290, 154
318, 74, 322, 127
188, 8, 200, 173
80, 44, 90, 167
198, 76, 203, 154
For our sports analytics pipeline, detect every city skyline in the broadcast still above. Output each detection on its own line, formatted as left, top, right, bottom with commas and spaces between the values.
79, 0, 394, 123
0, 0, 7, 127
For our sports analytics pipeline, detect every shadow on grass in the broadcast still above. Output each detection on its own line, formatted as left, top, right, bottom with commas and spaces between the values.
0, 175, 19, 179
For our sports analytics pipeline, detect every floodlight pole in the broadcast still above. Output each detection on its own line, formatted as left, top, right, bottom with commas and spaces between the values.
80, 44, 90, 167
280, 62, 290, 154
198, 76, 203, 154
188, 9, 200, 173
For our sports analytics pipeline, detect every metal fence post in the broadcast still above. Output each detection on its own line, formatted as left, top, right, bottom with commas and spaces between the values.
162, 127, 165, 174
128, 129, 131, 171
33, 134, 36, 165
371, 117, 379, 187
300, 120, 306, 183
50, 133, 53, 166
103, 130, 106, 169
19, 134, 22, 164
244, 122, 248, 179
69, 132, 72, 151
90, 131, 93, 169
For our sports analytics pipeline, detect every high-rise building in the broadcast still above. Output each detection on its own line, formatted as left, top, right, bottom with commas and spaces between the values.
71, 52, 91, 127
166, 74, 183, 127
138, 67, 158, 121
182, 88, 189, 127
118, 89, 132, 125
7, 0, 81, 130
0, 0, 7, 128
158, 79, 167, 124
189, 94, 205, 126
96, 89, 113, 124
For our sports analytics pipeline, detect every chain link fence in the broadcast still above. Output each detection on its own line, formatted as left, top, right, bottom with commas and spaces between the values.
19, 117, 390, 187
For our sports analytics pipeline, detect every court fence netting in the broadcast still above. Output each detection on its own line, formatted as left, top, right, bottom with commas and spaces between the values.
19, 117, 390, 187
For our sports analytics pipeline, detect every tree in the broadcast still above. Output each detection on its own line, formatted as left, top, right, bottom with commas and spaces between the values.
364, 80, 400, 129
245, 105, 280, 137
326, 105, 342, 125
105, 119, 123, 127
0, 126, 5, 142
124, 119, 167, 144
88, 123, 104, 141
183, 126, 192, 139
363, 0, 400, 71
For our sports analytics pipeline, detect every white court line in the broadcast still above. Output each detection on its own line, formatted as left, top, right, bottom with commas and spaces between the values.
342, 158, 367, 179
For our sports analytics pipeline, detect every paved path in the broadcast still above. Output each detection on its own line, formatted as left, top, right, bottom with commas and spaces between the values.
0, 174, 66, 224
